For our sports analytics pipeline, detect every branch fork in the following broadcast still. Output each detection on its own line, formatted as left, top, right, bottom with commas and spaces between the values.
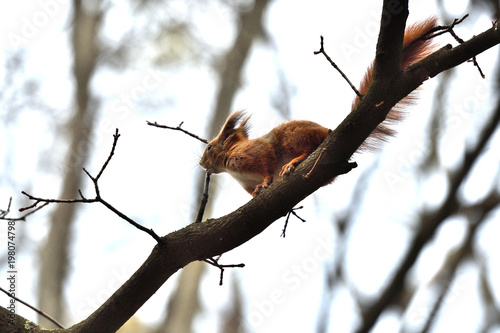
20, 129, 162, 243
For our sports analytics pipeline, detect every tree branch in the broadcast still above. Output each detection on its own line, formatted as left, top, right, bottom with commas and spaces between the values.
372, 0, 409, 82
65, 15, 500, 333
1, 197, 49, 219
313, 36, 362, 97
20, 129, 162, 243
6, 6, 500, 332
195, 172, 211, 223
146, 120, 208, 144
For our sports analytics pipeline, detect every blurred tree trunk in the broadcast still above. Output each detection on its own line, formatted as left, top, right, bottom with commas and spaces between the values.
156, 1, 272, 332
220, 280, 244, 333
156, 261, 204, 333
37, 0, 102, 327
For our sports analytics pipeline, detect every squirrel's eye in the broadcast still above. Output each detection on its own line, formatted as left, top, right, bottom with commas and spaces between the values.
206, 144, 212, 151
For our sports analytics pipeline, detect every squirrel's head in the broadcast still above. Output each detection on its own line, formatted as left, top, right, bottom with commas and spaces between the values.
200, 111, 250, 174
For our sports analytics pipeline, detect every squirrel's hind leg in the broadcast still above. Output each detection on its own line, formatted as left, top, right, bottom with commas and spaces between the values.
252, 175, 273, 196
279, 153, 309, 177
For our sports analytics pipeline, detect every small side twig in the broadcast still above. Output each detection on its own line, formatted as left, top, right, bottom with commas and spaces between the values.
146, 120, 208, 144
305, 148, 326, 179
409, 14, 485, 78
195, 172, 211, 223
0, 286, 64, 329
0, 197, 12, 218
20, 129, 162, 243
419, 14, 469, 40
203, 256, 245, 286
442, 15, 484, 78
2, 197, 49, 220
314, 36, 362, 98
281, 206, 306, 238
94, 130, 119, 182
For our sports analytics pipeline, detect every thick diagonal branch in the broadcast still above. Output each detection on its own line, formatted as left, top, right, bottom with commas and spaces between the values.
69, 15, 500, 333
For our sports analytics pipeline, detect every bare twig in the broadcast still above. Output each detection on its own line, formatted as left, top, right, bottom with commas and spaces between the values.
2, 197, 49, 219
0, 197, 11, 218
437, 15, 484, 77
146, 120, 208, 144
280, 206, 306, 238
95, 130, 119, 181
195, 172, 211, 223
202, 256, 245, 286
20, 129, 162, 243
416, 14, 469, 41
21, 191, 96, 205
0, 286, 64, 329
314, 36, 362, 98
408, 14, 485, 78
305, 148, 326, 179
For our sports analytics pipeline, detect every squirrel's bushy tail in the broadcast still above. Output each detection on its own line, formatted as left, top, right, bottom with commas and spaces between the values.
354, 17, 438, 150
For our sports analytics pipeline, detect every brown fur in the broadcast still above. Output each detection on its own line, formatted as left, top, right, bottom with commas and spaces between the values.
200, 18, 438, 196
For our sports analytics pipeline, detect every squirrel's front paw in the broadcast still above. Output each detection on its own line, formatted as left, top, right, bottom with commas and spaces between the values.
279, 163, 295, 177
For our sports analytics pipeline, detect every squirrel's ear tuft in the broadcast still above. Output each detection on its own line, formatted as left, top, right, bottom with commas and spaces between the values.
219, 110, 251, 139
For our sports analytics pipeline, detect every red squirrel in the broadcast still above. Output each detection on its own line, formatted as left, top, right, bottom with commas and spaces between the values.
200, 18, 437, 196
